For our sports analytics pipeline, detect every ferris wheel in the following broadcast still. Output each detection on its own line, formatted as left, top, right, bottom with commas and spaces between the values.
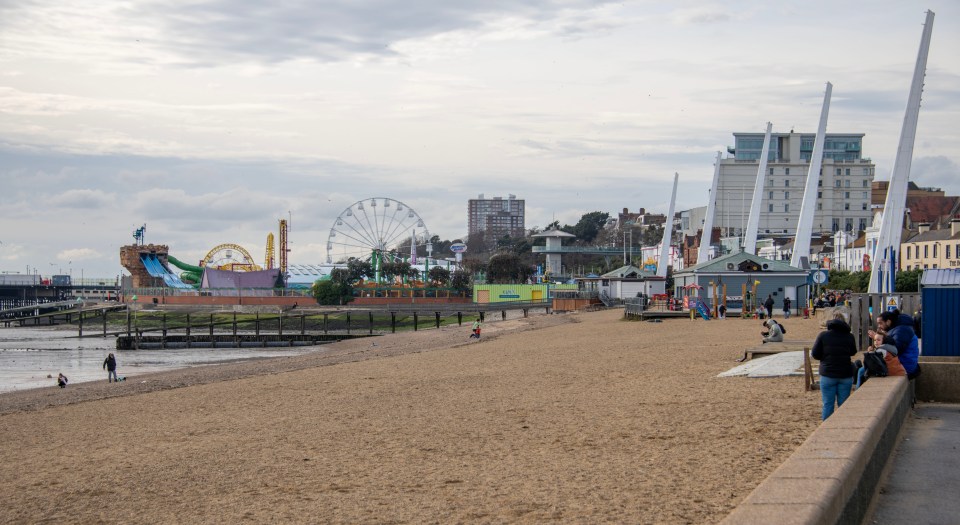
326, 198, 430, 263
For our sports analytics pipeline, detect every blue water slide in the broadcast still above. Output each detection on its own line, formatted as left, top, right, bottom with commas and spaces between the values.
140, 254, 194, 289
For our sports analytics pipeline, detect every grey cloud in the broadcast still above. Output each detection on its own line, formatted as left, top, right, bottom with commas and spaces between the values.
48, 189, 116, 209
911, 156, 960, 195
120, 0, 619, 66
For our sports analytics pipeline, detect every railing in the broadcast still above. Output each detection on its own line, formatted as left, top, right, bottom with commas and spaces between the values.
125, 287, 314, 298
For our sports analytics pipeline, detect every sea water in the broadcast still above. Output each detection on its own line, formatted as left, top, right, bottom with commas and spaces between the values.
0, 327, 319, 393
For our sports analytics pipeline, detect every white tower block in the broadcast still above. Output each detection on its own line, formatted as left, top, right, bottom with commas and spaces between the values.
744, 122, 773, 255
791, 83, 833, 268
869, 10, 935, 294
697, 152, 722, 264
657, 173, 679, 278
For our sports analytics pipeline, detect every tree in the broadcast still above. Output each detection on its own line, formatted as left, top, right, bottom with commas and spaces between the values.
346, 258, 373, 283
312, 274, 354, 305
428, 266, 451, 286
486, 252, 534, 284
450, 269, 473, 294
572, 211, 609, 244
895, 268, 922, 293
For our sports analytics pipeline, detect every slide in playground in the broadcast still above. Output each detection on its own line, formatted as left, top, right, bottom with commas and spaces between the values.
140, 254, 195, 289
695, 301, 711, 320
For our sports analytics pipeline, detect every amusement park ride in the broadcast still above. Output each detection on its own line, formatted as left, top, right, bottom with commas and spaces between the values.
120, 198, 439, 289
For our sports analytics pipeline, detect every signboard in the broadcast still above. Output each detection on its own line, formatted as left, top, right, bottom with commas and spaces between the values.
885, 296, 900, 313
811, 270, 828, 285
450, 242, 467, 254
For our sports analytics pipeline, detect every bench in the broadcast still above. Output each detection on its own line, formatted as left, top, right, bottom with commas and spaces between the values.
737, 341, 814, 362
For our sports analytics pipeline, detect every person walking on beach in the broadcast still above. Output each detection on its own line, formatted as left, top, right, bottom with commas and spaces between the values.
57, 373, 68, 388
811, 312, 857, 420
470, 318, 482, 339
783, 297, 791, 319
763, 294, 774, 319
103, 353, 118, 383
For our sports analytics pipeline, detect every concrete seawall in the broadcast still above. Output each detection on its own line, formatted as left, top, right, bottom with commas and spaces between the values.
721, 376, 912, 525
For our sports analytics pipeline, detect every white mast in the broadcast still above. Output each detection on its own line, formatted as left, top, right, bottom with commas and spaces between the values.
657, 173, 679, 278
697, 152, 722, 264
791, 83, 833, 268
744, 122, 773, 255
869, 10, 935, 294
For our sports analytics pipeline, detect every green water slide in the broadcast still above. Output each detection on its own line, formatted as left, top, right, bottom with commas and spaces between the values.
167, 255, 204, 286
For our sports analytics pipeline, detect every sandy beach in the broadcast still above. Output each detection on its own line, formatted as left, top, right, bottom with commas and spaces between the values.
0, 309, 826, 523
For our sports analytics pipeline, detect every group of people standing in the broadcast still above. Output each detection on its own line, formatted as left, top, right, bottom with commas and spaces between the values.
812, 309, 920, 420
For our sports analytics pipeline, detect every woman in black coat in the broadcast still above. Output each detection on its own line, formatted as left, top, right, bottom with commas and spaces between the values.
811, 312, 858, 420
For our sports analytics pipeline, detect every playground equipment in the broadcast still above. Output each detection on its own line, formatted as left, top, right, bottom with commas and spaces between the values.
202, 243, 261, 272
326, 198, 430, 264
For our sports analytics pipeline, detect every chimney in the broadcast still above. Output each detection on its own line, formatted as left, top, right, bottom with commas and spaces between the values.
952, 217, 960, 236
623, 208, 629, 215
918, 223, 931, 234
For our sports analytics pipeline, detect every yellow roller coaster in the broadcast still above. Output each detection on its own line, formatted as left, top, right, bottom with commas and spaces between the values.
202, 243, 262, 272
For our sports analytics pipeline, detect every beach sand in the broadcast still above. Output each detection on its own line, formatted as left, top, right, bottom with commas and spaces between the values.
0, 309, 825, 523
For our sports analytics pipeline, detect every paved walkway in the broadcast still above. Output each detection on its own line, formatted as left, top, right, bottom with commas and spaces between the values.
869, 402, 960, 524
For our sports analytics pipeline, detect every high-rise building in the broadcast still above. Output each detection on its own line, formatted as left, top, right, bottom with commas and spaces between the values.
467, 194, 525, 238
714, 131, 875, 240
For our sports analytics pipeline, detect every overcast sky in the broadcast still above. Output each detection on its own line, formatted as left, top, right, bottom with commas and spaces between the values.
2, 0, 959, 278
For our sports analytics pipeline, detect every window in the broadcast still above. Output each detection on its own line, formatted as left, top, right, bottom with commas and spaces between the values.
845, 192, 850, 199
769, 167, 774, 175
863, 168, 870, 175
859, 219, 867, 231
818, 191, 822, 199
784, 204, 789, 213
835, 180, 842, 188
832, 219, 840, 232
785, 191, 790, 199
845, 168, 851, 176
862, 203, 868, 210
818, 180, 823, 187
924, 245, 929, 258
785, 179, 790, 187
768, 191, 774, 199
817, 202, 822, 211
862, 191, 868, 199
934, 244, 938, 257
845, 180, 851, 188
863, 180, 869, 187
785, 168, 790, 176
836, 168, 842, 176
948, 245, 952, 259
844, 203, 850, 211
769, 179, 774, 186
768, 204, 774, 212
845, 219, 853, 231
907, 246, 912, 259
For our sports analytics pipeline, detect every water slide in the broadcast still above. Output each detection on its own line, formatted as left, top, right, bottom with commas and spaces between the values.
167, 255, 204, 285
140, 254, 195, 289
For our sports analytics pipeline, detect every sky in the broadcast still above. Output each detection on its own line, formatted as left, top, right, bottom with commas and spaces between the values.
1, 0, 959, 279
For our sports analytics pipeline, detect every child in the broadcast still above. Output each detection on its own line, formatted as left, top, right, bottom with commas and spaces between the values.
57, 373, 68, 388
469, 318, 482, 339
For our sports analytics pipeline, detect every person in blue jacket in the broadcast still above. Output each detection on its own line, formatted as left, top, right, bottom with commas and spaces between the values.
872, 310, 920, 380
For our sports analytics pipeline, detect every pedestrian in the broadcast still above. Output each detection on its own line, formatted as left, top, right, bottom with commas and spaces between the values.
57, 373, 68, 388
811, 312, 858, 420
783, 297, 791, 319
760, 319, 783, 344
718, 304, 726, 319
103, 353, 118, 383
469, 317, 482, 339
763, 294, 774, 319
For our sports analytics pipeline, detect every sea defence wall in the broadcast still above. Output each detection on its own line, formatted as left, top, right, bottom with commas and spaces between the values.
721, 376, 912, 525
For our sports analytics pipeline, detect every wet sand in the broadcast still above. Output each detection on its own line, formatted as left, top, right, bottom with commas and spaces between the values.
0, 309, 825, 523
